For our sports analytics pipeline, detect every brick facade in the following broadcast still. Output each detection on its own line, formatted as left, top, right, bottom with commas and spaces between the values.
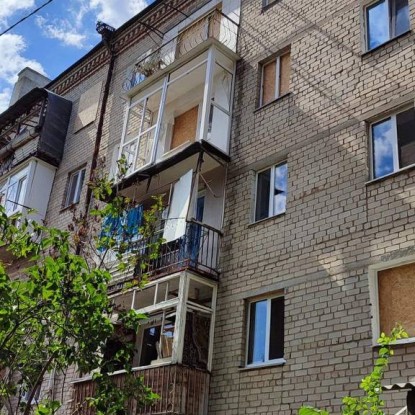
209, 0, 415, 414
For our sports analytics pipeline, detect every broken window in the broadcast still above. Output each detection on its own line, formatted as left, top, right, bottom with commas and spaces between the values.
255, 162, 288, 221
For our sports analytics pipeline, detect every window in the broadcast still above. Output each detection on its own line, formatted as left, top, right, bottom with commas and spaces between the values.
371, 262, 415, 342
247, 295, 284, 366
365, 0, 410, 50
370, 107, 415, 179
262, 0, 277, 8
0, 168, 28, 215
260, 50, 291, 106
255, 162, 288, 221
65, 167, 86, 207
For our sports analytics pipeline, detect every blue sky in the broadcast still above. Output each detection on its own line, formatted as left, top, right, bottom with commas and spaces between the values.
0, 0, 152, 112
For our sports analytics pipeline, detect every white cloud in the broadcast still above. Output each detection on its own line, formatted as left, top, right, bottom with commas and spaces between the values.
35, 16, 87, 48
0, 88, 12, 113
0, 0, 35, 27
89, 0, 148, 28
0, 34, 46, 112
0, 34, 46, 84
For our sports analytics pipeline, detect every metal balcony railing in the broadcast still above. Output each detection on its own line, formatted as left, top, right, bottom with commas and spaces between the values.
123, 9, 238, 91
72, 364, 210, 415
132, 220, 222, 281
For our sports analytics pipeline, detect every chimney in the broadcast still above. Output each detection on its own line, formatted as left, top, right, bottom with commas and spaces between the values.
9, 67, 51, 106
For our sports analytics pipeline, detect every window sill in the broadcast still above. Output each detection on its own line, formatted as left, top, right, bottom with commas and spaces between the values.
361, 30, 411, 57
254, 92, 292, 113
248, 212, 286, 227
372, 337, 415, 348
365, 163, 415, 186
261, 1, 279, 13
239, 359, 286, 371
60, 202, 80, 213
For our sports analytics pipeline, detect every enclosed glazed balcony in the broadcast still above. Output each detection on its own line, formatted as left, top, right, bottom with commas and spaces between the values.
119, 47, 235, 182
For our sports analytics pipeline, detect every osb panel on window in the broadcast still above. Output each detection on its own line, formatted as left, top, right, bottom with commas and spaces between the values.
279, 52, 291, 96
171, 106, 198, 149
378, 263, 415, 338
74, 81, 102, 132
262, 60, 276, 105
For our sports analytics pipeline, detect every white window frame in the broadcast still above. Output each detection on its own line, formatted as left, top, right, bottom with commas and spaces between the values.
254, 162, 287, 222
0, 166, 29, 215
246, 294, 285, 368
65, 167, 86, 207
368, 256, 415, 346
364, 0, 410, 51
369, 105, 414, 179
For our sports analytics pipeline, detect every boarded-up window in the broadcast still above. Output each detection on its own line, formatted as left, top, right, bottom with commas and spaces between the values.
260, 50, 291, 106
171, 106, 199, 150
74, 82, 102, 132
378, 263, 415, 338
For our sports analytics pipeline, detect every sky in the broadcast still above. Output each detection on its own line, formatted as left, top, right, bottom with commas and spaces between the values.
0, 0, 152, 112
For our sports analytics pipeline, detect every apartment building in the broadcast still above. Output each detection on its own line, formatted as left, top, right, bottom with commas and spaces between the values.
1, 0, 415, 414
208, 0, 415, 414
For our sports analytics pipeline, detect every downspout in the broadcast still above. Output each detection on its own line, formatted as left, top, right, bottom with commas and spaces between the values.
82, 23, 117, 239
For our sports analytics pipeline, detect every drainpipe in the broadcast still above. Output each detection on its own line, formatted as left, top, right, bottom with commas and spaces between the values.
81, 22, 116, 250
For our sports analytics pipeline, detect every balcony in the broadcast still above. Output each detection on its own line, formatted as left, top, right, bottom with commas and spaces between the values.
123, 9, 238, 91
107, 220, 222, 287
115, 11, 238, 195
72, 364, 210, 415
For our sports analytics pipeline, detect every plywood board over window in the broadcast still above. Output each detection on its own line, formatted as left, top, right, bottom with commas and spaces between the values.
171, 106, 199, 150
378, 263, 415, 338
73, 81, 102, 132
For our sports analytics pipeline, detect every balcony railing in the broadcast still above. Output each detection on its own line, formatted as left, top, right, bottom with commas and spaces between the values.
106, 220, 222, 291
72, 364, 210, 415
136, 220, 222, 280
123, 9, 238, 91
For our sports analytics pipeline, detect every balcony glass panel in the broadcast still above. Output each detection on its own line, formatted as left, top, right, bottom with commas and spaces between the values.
187, 278, 214, 309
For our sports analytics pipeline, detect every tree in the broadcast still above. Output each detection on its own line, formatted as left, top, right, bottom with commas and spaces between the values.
299, 326, 408, 415
0, 158, 163, 415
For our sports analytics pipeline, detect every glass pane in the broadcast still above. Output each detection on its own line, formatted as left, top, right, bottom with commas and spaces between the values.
394, 0, 409, 36
367, 0, 390, 49
207, 105, 230, 153
142, 89, 162, 132
397, 108, 415, 168
247, 300, 267, 364
182, 310, 211, 369
212, 63, 233, 112
74, 169, 85, 203
5, 181, 18, 213
269, 297, 284, 360
255, 169, 271, 221
273, 163, 287, 216
139, 325, 161, 366
372, 118, 396, 178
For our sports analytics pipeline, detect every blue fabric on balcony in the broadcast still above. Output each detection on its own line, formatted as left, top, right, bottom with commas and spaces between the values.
125, 205, 143, 239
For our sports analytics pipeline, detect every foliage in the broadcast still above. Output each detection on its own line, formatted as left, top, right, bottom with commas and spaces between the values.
0, 156, 164, 415
299, 325, 408, 415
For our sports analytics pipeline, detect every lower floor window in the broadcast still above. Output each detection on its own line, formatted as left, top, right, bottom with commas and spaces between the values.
375, 262, 415, 340
247, 295, 284, 365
